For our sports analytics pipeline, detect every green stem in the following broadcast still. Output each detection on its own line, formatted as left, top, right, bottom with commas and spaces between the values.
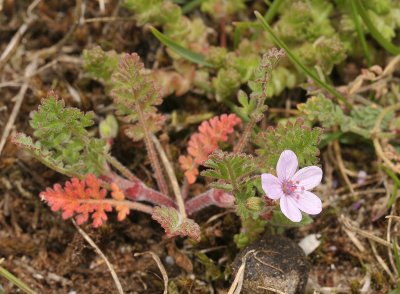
32, 153, 81, 179
226, 161, 239, 194
105, 153, 140, 182
349, 0, 372, 66
254, 11, 352, 109
352, 0, 400, 55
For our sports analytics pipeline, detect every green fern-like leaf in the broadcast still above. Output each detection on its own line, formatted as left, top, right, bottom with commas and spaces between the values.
202, 150, 259, 219
123, 0, 164, 26
298, 95, 386, 138
111, 53, 165, 141
201, 150, 256, 193
297, 95, 349, 128
350, 105, 390, 131
83, 46, 119, 87
17, 93, 106, 175
254, 118, 322, 172
200, 0, 246, 19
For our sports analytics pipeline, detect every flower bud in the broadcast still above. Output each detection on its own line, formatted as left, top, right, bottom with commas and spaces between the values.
245, 197, 264, 212
100, 114, 118, 140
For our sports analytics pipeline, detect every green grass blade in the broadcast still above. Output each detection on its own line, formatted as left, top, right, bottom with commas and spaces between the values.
352, 0, 400, 55
150, 27, 214, 67
254, 11, 352, 109
264, 0, 284, 23
0, 266, 36, 294
393, 240, 400, 274
349, 0, 372, 66
382, 166, 400, 208
182, 0, 202, 13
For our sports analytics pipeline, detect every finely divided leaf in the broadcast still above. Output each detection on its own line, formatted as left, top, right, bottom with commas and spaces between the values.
179, 114, 241, 184
254, 118, 321, 172
111, 53, 165, 141
17, 93, 107, 175
201, 150, 256, 192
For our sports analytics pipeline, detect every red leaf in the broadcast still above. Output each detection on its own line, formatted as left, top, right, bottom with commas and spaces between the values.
40, 174, 113, 227
180, 114, 241, 184
111, 183, 130, 221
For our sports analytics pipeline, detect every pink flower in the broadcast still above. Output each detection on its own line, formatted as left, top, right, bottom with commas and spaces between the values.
261, 150, 323, 222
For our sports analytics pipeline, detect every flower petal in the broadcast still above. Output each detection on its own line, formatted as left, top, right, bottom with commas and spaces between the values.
293, 191, 322, 215
292, 166, 323, 190
277, 150, 298, 180
261, 174, 283, 200
280, 195, 302, 222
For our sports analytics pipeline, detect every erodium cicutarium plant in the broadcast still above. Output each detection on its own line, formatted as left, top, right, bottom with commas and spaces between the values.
14, 48, 324, 247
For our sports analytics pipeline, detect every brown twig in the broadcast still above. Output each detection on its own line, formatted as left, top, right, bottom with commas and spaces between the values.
30, 0, 84, 60
372, 103, 400, 173
0, 0, 41, 72
134, 252, 168, 294
72, 220, 124, 294
340, 215, 399, 249
332, 141, 354, 194
369, 239, 396, 282
0, 59, 38, 158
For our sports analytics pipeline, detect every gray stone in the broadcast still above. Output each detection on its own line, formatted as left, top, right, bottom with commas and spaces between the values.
232, 235, 309, 294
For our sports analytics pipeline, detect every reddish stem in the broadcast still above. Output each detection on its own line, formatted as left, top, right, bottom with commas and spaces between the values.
185, 189, 235, 216
220, 16, 227, 48
103, 172, 236, 215
103, 173, 176, 208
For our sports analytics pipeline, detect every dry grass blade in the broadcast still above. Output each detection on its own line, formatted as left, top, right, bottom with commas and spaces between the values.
134, 251, 168, 294
72, 220, 124, 294
228, 249, 255, 294
257, 286, 286, 294
0, 0, 41, 71
0, 59, 38, 157
151, 134, 187, 218
369, 240, 396, 282
340, 215, 399, 249
386, 215, 400, 222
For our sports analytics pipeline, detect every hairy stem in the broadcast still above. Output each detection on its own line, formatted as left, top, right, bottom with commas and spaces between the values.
105, 153, 141, 182
185, 189, 235, 216
105, 172, 176, 208
220, 16, 227, 48
135, 104, 169, 196
234, 113, 258, 154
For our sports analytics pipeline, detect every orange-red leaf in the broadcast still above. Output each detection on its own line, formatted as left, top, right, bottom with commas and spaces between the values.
111, 183, 130, 221
40, 174, 113, 227
180, 114, 241, 184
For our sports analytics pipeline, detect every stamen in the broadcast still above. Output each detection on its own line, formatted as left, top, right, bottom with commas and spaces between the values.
282, 180, 298, 195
